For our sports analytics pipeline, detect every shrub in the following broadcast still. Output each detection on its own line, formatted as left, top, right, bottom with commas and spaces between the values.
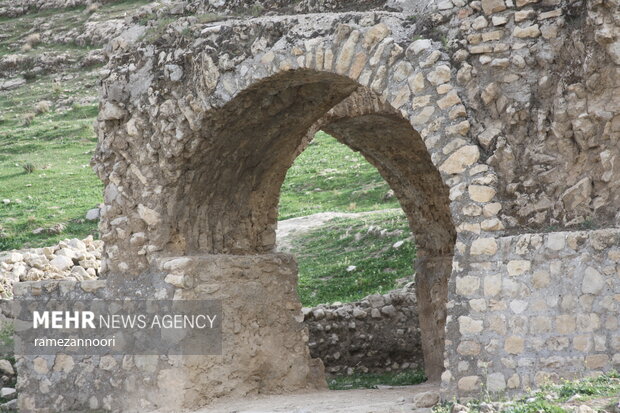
52, 83, 63, 97
22, 162, 36, 174
24, 33, 41, 47
23, 71, 37, 81
21, 113, 35, 126
85, 3, 100, 14
34, 101, 51, 115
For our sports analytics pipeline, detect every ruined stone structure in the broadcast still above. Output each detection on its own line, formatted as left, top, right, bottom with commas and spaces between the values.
304, 288, 424, 376
14, 0, 620, 411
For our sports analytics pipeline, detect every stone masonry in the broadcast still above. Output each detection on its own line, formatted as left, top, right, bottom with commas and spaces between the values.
445, 228, 620, 394
304, 287, 424, 376
11, 0, 620, 411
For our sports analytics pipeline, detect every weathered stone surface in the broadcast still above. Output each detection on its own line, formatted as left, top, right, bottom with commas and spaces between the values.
440, 146, 480, 174
458, 376, 481, 391
507, 260, 531, 276
513, 24, 541, 38
481, 0, 506, 14
504, 336, 525, 354
487, 372, 506, 393
458, 316, 483, 334
427, 65, 451, 86
581, 267, 605, 295
456, 276, 481, 297
468, 185, 496, 202
0, 360, 14, 376
413, 391, 440, 408
470, 238, 498, 255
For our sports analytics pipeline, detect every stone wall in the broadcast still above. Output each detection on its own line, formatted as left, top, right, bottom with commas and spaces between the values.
443, 0, 620, 230
188, 0, 437, 15
14, 253, 326, 412
443, 228, 620, 395
304, 287, 424, 376
89, 0, 619, 403
1, 236, 424, 380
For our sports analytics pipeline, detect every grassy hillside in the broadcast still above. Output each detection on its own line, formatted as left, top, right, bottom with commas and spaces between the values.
294, 210, 413, 306
0, 96, 101, 251
280, 131, 400, 219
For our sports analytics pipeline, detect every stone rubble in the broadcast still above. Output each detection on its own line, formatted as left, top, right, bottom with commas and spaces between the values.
0, 236, 102, 298
304, 284, 423, 376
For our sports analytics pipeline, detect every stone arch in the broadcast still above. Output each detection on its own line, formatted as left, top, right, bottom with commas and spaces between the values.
94, 19, 503, 388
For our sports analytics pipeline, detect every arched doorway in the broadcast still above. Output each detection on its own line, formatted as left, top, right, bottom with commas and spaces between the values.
164, 70, 455, 381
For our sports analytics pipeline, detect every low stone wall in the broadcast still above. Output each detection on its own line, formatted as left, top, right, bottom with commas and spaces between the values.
303, 286, 424, 376
443, 228, 620, 396
13, 253, 326, 412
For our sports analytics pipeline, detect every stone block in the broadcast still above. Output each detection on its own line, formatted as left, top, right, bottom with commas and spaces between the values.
582, 267, 605, 295
458, 376, 481, 391
585, 354, 609, 369
471, 238, 498, 256
505, 336, 525, 354
469, 185, 496, 202
513, 24, 541, 38
507, 260, 531, 276
459, 316, 484, 334
481, 0, 506, 14
484, 275, 502, 296
457, 341, 482, 356
487, 372, 506, 392
440, 145, 480, 174
456, 276, 481, 297
556, 315, 576, 334
532, 270, 551, 288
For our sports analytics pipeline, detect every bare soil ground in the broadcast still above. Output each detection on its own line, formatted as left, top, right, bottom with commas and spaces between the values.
202, 382, 438, 413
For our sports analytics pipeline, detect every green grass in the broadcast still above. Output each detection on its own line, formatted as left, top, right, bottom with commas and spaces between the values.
552, 372, 620, 401
0, 75, 101, 249
294, 210, 413, 306
433, 372, 620, 413
328, 369, 426, 390
278, 132, 400, 220
506, 400, 567, 413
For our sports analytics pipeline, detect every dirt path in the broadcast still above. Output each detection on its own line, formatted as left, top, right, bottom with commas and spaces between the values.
276, 209, 403, 252
201, 382, 438, 413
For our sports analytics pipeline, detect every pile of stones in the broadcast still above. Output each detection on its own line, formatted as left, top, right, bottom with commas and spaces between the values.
0, 236, 102, 298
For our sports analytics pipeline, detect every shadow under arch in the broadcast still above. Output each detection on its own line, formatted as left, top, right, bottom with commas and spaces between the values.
171, 68, 456, 381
